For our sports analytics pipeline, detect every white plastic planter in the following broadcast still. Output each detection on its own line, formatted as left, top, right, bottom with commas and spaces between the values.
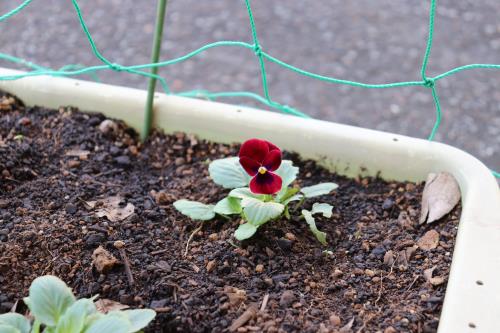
0, 67, 499, 333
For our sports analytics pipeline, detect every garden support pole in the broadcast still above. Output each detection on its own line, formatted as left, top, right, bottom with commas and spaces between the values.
142, 0, 168, 141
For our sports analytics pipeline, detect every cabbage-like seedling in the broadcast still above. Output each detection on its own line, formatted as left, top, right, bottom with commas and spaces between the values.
0, 275, 156, 333
174, 138, 338, 245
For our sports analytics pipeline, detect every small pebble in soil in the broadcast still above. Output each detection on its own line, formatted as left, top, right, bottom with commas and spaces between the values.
65, 203, 77, 215
279, 290, 296, 308
329, 313, 341, 326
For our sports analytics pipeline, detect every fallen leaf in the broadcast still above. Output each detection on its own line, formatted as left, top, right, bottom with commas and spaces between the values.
417, 230, 440, 251
95, 298, 129, 313
92, 246, 119, 273
86, 196, 135, 222
423, 266, 445, 286
419, 172, 460, 224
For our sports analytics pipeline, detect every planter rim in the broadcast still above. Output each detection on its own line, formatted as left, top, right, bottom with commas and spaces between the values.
0, 67, 499, 333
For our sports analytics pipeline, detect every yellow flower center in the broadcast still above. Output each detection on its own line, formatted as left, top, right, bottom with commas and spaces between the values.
258, 166, 267, 174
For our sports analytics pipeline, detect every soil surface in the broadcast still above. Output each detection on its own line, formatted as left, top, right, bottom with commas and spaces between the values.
0, 91, 460, 333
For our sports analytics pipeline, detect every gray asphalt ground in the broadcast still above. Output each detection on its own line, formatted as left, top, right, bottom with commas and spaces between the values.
1, 0, 499, 171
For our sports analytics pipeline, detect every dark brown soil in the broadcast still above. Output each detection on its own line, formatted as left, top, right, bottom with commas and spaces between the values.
0, 91, 460, 333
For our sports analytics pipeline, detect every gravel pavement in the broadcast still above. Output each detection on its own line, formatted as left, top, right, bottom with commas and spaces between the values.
1, 0, 499, 171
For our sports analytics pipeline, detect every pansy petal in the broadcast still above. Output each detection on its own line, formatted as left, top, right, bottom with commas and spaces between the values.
262, 149, 282, 171
239, 156, 260, 176
239, 139, 270, 164
249, 172, 283, 195
265, 140, 280, 152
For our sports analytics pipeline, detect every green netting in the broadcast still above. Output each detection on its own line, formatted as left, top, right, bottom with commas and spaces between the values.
0, 0, 499, 177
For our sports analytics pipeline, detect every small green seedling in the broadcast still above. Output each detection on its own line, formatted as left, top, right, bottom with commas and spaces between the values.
174, 139, 338, 245
0, 275, 156, 333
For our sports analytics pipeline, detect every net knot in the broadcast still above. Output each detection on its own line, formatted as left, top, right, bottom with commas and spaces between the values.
423, 77, 435, 88
253, 44, 263, 57
110, 63, 125, 72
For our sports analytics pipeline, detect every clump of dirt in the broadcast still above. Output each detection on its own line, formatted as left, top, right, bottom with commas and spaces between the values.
0, 91, 459, 332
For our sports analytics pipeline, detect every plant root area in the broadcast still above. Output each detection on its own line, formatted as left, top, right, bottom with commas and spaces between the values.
0, 92, 460, 333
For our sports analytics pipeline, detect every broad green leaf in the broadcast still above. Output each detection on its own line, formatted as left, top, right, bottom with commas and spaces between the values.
31, 320, 41, 333
311, 203, 333, 218
300, 183, 338, 198
234, 223, 258, 240
243, 199, 284, 226
213, 197, 242, 215
55, 299, 95, 333
173, 200, 215, 220
122, 309, 156, 333
302, 210, 327, 245
276, 187, 299, 203
83, 316, 130, 333
208, 157, 250, 189
281, 193, 303, 206
82, 314, 103, 332
25, 276, 76, 327
0, 324, 20, 333
228, 188, 264, 200
274, 160, 299, 188
0, 314, 31, 333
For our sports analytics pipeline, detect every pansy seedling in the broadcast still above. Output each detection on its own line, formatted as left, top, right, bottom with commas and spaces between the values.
0, 275, 156, 333
174, 138, 338, 245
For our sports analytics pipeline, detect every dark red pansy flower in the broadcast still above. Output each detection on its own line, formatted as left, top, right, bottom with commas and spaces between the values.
239, 138, 282, 195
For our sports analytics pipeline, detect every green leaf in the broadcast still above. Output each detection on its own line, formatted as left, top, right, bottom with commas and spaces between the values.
276, 187, 299, 203
173, 200, 215, 220
311, 203, 333, 218
243, 199, 284, 226
302, 210, 327, 245
234, 223, 258, 241
282, 194, 303, 205
228, 188, 264, 200
0, 324, 20, 333
0, 314, 31, 333
31, 320, 41, 333
208, 157, 250, 189
55, 299, 95, 333
300, 183, 338, 198
83, 316, 130, 333
284, 206, 290, 220
121, 309, 156, 333
25, 276, 76, 327
82, 314, 103, 332
213, 197, 242, 215
274, 160, 299, 189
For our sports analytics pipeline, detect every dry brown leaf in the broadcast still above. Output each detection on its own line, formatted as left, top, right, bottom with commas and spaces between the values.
417, 230, 440, 251
423, 266, 445, 286
419, 172, 460, 224
86, 196, 135, 222
95, 298, 129, 313
92, 246, 119, 273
